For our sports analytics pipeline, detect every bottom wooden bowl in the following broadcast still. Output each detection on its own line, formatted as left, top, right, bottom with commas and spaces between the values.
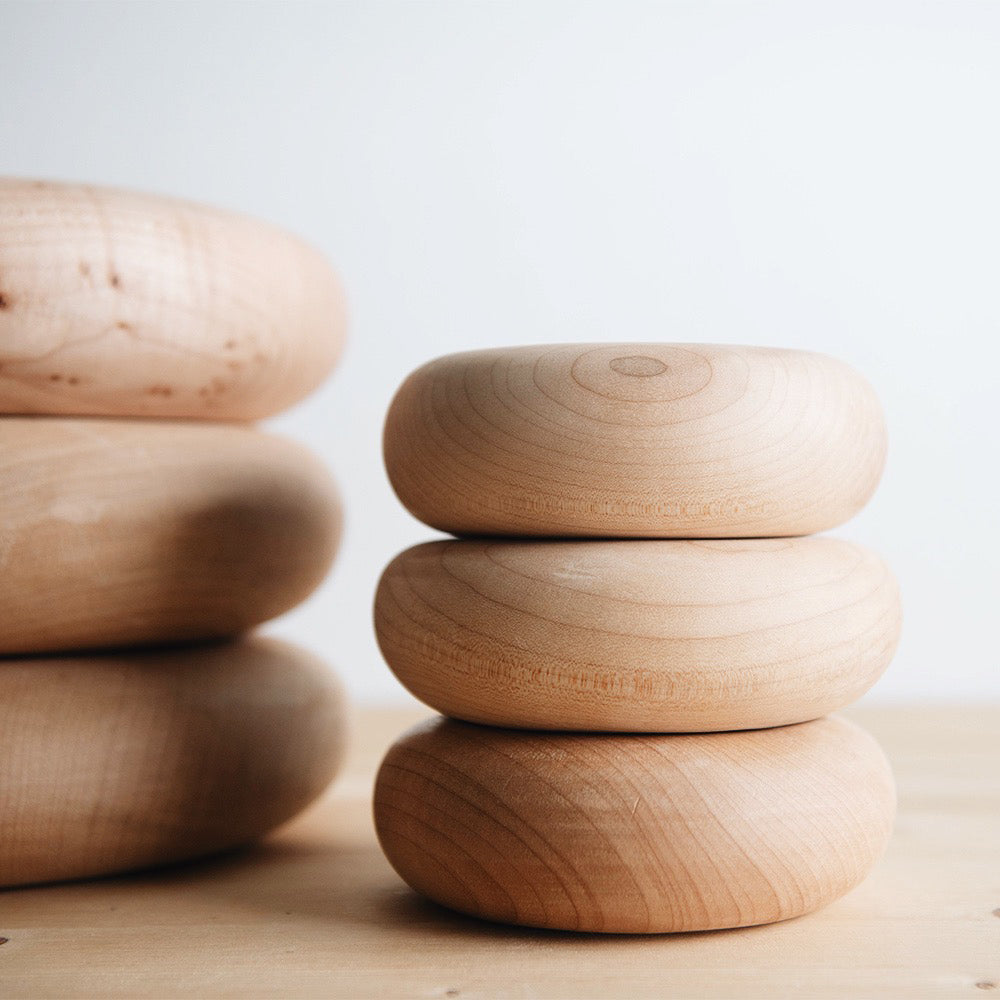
374, 716, 895, 933
0, 637, 347, 887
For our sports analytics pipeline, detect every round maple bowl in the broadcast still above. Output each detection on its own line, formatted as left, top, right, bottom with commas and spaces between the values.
374, 715, 896, 934
0, 637, 347, 888
383, 343, 887, 537
0, 417, 341, 655
374, 536, 901, 732
0, 178, 346, 419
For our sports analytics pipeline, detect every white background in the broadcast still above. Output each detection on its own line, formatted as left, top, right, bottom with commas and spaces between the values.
2, 1, 997, 704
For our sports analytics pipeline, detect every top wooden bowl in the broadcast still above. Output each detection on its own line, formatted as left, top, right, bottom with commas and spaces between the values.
0, 179, 346, 419
384, 343, 886, 537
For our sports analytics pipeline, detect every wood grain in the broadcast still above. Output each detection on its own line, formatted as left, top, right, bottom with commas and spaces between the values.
383, 343, 887, 537
374, 536, 901, 731
0, 705, 996, 999
0, 637, 347, 888
374, 714, 896, 933
0, 178, 345, 419
0, 417, 340, 654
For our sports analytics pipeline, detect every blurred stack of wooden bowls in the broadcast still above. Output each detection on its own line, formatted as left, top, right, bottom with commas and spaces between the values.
0, 179, 348, 886
375, 343, 900, 933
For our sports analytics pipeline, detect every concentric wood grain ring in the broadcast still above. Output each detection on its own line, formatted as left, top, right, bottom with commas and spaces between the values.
374, 715, 896, 933
0, 178, 345, 419
0, 637, 347, 887
0, 417, 340, 654
375, 536, 900, 732
383, 344, 886, 537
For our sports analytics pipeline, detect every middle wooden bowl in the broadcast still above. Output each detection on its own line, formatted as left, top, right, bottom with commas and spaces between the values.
0, 417, 341, 654
375, 536, 901, 732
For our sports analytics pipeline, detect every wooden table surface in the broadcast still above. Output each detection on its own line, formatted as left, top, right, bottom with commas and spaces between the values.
2, 705, 998, 999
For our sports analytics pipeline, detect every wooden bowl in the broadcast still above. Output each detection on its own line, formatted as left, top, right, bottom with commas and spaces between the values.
0, 417, 340, 654
0, 637, 347, 887
375, 537, 901, 731
0, 178, 345, 419
383, 344, 886, 537
374, 715, 896, 933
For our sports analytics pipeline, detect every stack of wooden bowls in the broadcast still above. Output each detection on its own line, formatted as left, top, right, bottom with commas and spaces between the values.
0, 179, 348, 887
374, 343, 901, 933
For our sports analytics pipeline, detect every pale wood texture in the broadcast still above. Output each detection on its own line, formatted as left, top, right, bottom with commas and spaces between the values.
0, 178, 346, 419
374, 715, 895, 933
0, 638, 347, 888
0, 705, 993, 998
375, 536, 901, 731
383, 343, 887, 537
0, 417, 340, 654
